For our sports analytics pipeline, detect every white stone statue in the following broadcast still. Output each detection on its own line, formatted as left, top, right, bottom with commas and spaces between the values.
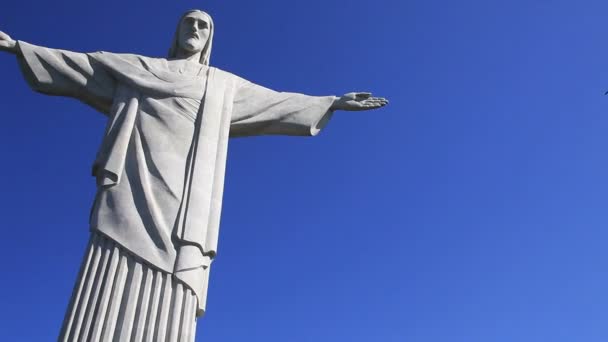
0, 9, 387, 342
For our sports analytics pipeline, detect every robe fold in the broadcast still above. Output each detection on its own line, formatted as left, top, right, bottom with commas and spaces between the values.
17, 41, 335, 315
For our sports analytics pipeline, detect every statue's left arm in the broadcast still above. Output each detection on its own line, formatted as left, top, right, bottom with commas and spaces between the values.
229, 77, 388, 137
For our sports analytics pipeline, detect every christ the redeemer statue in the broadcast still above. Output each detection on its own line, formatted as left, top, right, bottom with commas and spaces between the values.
0, 9, 388, 342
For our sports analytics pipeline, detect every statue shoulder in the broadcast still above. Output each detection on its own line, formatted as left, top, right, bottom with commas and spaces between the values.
91, 51, 167, 67
209, 67, 249, 87
90, 52, 178, 78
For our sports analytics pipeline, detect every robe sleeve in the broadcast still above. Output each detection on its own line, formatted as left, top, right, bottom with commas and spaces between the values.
16, 41, 115, 115
230, 77, 336, 137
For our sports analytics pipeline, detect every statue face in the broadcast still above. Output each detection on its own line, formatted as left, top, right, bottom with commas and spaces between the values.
178, 12, 211, 54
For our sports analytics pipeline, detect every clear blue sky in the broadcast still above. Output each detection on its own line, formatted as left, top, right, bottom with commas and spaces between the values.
1, 0, 608, 341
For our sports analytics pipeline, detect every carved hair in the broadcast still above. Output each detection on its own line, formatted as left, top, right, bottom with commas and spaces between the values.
168, 9, 214, 65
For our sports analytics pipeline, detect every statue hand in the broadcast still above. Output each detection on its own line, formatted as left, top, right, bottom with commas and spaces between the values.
0, 31, 18, 54
331, 92, 389, 111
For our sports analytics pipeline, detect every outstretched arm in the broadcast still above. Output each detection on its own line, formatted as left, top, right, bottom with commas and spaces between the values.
230, 77, 389, 137
0, 30, 115, 114
230, 79, 336, 137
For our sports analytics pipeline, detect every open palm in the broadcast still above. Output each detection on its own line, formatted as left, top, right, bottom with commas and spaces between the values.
333, 92, 388, 111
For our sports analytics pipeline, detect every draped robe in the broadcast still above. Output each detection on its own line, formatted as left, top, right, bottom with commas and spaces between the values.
17, 41, 335, 315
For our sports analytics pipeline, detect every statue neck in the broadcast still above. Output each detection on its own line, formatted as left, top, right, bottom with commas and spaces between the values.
175, 49, 202, 63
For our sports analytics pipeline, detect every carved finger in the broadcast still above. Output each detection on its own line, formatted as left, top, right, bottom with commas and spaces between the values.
369, 100, 386, 106
356, 92, 372, 99
0, 31, 11, 41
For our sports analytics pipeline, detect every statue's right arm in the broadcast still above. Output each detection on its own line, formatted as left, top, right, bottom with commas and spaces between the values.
0, 31, 115, 115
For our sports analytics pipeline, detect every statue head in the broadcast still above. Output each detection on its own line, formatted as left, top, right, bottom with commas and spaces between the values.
168, 10, 214, 65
